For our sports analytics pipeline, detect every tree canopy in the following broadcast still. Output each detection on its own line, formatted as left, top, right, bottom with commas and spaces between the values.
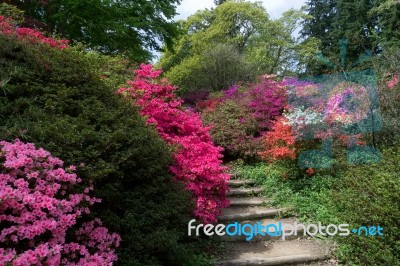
301, 0, 400, 74
158, 0, 319, 92
2, 0, 181, 62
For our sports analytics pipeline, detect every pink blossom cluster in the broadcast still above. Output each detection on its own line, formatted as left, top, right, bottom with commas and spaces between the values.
325, 90, 353, 123
324, 84, 370, 130
387, 74, 399, 89
0, 139, 120, 266
118, 64, 230, 223
0, 16, 69, 49
247, 77, 287, 132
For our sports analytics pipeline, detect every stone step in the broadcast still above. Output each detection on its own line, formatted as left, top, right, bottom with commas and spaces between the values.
229, 197, 270, 207
228, 179, 256, 187
228, 173, 240, 179
218, 218, 305, 242
215, 239, 331, 266
218, 207, 291, 221
227, 187, 264, 196
216, 254, 329, 266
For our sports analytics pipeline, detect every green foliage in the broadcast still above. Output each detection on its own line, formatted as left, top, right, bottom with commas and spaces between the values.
0, 33, 204, 265
4, 0, 181, 61
206, 1, 268, 51
183, 254, 215, 266
200, 44, 254, 91
370, 0, 400, 46
0, 3, 24, 24
237, 162, 336, 223
246, 8, 320, 74
301, 0, 337, 52
332, 0, 377, 60
214, 0, 226, 6
159, 0, 268, 91
329, 147, 400, 265
163, 55, 204, 94
165, 43, 254, 92
302, 0, 400, 75
158, 1, 316, 91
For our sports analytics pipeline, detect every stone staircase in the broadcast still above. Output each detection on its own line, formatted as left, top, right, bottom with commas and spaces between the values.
215, 176, 335, 266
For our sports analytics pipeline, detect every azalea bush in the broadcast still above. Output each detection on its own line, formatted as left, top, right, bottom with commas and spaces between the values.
0, 139, 120, 266
202, 98, 261, 161
294, 78, 376, 137
259, 116, 296, 162
258, 77, 381, 174
283, 78, 326, 139
195, 98, 221, 112
247, 76, 287, 132
118, 64, 230, 223
0, 15, 69, 49
199, 77, 288, 162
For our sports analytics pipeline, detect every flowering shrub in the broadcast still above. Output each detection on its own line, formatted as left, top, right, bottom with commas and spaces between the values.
247, 76, 287, 131
284, 106, 325, 140
0, 16, 69, 48
195, 98, 221, 112
221, 84, 240, 100
260, 78, 360, 165
283, 78, 325, 138
198, 78, 287, 161
0, 139, 120, 266
0, 3, 24, 25
284, 78, 373, 140
118, 64, 229, 223
202, 98, 261, 161
259, 116, 296, 162
278, 77, 381, 169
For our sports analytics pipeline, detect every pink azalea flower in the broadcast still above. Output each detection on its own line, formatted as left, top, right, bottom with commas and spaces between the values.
387, 74, 399, 89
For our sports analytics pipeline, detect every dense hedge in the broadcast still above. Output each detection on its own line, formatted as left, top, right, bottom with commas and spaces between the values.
0, 33, 199, 265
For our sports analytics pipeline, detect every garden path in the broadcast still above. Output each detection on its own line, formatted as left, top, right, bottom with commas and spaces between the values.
215, 176, 336, 266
